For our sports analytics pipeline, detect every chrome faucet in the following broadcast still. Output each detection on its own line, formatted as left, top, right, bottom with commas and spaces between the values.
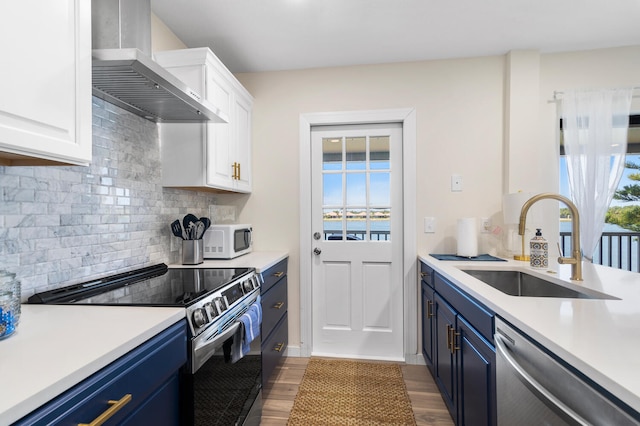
518, 193, 583, 281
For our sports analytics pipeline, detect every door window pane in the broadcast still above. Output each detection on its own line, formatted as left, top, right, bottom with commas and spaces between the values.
346, 136, 366, 170
323, 174, 343, 205
323, 137, 342, 171
369, 173, 390, 205
346, 173, 366, 206
370, 136, 390, 170
370, 208, 391, 241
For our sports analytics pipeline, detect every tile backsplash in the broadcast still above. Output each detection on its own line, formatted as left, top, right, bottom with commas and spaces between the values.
0, 97, 218, 301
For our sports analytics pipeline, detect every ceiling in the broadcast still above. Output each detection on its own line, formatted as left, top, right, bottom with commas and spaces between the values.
150, 0, 640, 74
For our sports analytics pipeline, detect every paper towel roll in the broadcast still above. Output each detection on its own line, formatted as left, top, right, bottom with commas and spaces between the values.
457, 218, 478, 257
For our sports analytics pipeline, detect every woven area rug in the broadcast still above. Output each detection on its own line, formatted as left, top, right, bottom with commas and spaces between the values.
287, 358, 417, 426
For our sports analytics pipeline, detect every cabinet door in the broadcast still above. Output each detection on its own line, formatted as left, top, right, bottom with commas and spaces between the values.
457, 316, 496, 426
206, 73, 235, 189
434, 294, 457, 423
232, 93, 252, 192
0, 0, 91, 166
421, 281, 436, 371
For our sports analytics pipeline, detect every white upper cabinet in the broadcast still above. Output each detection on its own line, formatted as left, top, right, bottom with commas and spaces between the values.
0, 1, 92, 166
155, 48, 253, 193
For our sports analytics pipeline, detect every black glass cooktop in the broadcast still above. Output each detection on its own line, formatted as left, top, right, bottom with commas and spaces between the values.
28, 264, 253, 307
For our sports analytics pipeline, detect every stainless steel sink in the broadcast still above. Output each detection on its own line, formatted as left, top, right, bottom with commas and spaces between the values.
461, 269, 618, 300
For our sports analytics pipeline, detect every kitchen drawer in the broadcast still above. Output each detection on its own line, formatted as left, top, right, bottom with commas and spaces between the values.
420, 261, 434, 288
262, 276, 288, 341
434, 273, 494, 343
15, 321, 187, 425
261, 258, 288, 294
262, 312, 288, 394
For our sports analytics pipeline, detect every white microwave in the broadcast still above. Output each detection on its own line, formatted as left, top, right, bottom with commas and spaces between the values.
203, 224, 253, 259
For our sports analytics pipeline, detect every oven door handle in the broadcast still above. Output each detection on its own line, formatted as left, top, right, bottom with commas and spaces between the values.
191, 321, 241, 374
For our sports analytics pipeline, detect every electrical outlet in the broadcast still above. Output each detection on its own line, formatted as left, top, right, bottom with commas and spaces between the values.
451, 174, 463, 192
424, 217, 436, 233
481, 217, 491, 233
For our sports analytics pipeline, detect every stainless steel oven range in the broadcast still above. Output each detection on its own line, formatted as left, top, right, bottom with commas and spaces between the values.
29, 263, 263, 426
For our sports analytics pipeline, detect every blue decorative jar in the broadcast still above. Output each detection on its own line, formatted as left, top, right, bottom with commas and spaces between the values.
0, 271, 20, 339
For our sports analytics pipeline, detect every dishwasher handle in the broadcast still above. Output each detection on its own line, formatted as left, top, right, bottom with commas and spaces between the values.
494, 332, 589, 426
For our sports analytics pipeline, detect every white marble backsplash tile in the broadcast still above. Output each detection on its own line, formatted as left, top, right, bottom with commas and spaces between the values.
0, 97, 219, 301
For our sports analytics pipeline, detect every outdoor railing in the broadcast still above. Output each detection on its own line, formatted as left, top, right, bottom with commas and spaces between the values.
560, 231, 640, 273
324, 230, 391, 241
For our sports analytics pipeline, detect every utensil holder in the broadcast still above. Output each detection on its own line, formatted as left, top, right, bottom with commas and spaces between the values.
182, 239, 204, 265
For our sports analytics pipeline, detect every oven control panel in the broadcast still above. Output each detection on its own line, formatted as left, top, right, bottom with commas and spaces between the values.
186, 272, 260, 337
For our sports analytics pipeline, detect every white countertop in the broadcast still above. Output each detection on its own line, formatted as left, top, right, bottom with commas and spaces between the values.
0, 305, 185, 425
169, 250, 289, 272
419, 254, 640, 412
0, 252, 288, 425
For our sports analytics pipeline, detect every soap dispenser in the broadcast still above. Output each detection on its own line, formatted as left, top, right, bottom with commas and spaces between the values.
530, 228, 548, 269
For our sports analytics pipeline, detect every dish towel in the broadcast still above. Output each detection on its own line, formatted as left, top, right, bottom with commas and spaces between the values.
224, 300, 262, 363
240, 301, 262, 355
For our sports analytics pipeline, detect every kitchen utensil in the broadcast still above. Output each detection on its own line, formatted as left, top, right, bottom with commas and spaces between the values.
199, 217, 211, 232
170, 220, 184, 239
183, 214, 199, 239
195, 221, 206, 239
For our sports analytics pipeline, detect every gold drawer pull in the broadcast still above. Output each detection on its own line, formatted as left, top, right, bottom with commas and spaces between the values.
78, 394, 132, 426
426, 300, 434, 318
274, 342, 285, 352
420, 272, 428, 277
273, 301, 285, 309
449, 327, 460, 354
273, 271, 284, 278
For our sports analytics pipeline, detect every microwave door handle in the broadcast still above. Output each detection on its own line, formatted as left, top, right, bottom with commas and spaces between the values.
191, 321, 241, 374
495, 333, 588, 426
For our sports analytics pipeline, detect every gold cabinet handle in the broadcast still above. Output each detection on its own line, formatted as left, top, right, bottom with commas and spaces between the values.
426, 300, 434, 319
449, 327, 460, 354
237, 162, 241, 180
420, 272, 428, 277
273, 301, 285, 309
274, 342, 285, 352
273, 271, 284, 278
78, 394, 132, 426
231, 162, 238, 180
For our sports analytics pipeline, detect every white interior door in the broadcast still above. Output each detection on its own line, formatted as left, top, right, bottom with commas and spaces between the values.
311, 123, 403, 361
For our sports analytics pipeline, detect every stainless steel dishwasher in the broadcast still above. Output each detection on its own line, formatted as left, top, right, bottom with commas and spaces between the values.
494, 318, 640, 425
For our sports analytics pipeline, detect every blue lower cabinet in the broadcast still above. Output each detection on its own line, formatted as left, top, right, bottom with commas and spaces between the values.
420, 262, 496, 426
261, 257, 289, 395
458, 316, 496, 426
434, 294, 458, 423
14, 321, 187, 426
421, 281, 436, 372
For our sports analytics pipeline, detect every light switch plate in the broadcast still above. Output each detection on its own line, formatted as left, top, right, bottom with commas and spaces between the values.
424, 217, 436, 233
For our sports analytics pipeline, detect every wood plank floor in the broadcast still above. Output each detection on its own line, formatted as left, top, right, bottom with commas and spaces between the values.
261, 357, 454, 425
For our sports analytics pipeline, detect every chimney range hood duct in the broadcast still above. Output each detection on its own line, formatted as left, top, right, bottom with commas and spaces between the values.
91, 0, 227, 123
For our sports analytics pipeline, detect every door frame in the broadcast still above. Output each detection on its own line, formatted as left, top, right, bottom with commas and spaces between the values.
299, 108, 418, 363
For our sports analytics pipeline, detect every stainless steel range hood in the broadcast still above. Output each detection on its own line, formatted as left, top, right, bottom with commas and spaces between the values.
91, 0, 227, 123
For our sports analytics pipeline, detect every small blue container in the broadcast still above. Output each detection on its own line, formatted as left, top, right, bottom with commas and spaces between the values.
0, 271, 20, 339
0, 291, 17, 339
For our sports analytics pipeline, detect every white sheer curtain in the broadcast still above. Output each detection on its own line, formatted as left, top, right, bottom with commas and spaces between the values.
561, 88, 633, 261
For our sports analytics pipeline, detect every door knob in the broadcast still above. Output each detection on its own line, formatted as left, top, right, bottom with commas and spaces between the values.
313, 247, 322, 255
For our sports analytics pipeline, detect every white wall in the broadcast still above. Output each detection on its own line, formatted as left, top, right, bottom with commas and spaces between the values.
234, 56, 506, 347
151, 18, 640, 350
234, 46, 640, 349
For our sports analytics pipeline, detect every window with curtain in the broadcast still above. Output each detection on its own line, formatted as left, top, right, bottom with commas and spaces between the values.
559, 111, 639, 272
